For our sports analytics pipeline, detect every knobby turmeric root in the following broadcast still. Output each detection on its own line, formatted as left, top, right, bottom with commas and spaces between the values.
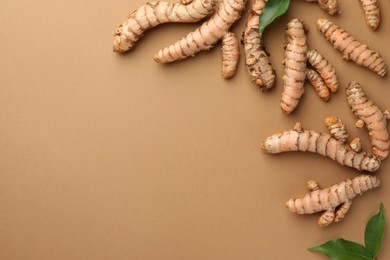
316, 18, 387, 77
306, 69, 331, 102
281, 19, 309, 114
325, 116, 348, 143
286, 175, 380, 227
307, 49, 338, 92
304, 0, 338, 15
261, 122, 381, 172
346, 81, 389, 160
244, 0, 276, 91
154, 0, 247, 63
221, 32, 240, 79
113, 0, 217, 53
359, 0, 381, 30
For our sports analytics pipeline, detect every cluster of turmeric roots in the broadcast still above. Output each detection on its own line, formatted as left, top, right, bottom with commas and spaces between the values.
112, 0, 387, 227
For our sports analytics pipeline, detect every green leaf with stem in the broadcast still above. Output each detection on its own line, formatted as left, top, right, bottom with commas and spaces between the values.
365, 203, 386, 257
259, 0, 290, 36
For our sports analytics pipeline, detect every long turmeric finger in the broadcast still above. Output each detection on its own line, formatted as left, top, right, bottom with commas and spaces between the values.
261, 122, 381, 172
221, 32, 240, 79
307, 69, 331, 102
286, 175, 380, 227
346, 81, 389, 160
359, 0, 381, 30
281, 19, 308, 114
316, 18, 387, 77
304, 0, 338, 15
113, 0, 217, 53
307, 49, 338, 92
244, 0, 276, 91
154, 0, 247, 63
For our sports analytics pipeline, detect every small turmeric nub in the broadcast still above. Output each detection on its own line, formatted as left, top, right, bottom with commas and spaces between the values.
359, 0, 381, 30
307, 49, 339, 92
307, 70, 331, 102
221, 32, 240, 79
325, 116, 348, 143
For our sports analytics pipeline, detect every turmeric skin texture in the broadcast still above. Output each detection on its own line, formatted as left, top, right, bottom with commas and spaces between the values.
221, 32, 240, 79
307, 49, 339, 93
113, 0, 217, 53
316, 18, 387, 77
244, 0, 276, 91
346, 81, 389, 160
261, 122, 381, 172
306, 69, 331, 102
281, 19, 308, 114
154, 0, 247, 63
286, 175, 380, 227
359, 0, 381, 30
304, 0, 338, 15
325, 116, 348, 143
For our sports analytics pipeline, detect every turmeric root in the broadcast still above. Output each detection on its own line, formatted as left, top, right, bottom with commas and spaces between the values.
286, 175, 380, 227
316, 18, 387, 77
243, 0, 276, 91
154, 0, 247, 63
325, 116, 348, 143
346, 81, 389, 160
113, 0, 217, 53
281, 19, 309, 114
307, 49, 338, 92
304, 0, 338, 15
306, 70, 331, 102
261, 122, 381, 172
221, 32, 240, 79
350, 138, 363, 153
359, 0, 381, 30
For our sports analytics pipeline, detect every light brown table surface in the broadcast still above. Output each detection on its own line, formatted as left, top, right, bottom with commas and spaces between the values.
1, 0, 389, 259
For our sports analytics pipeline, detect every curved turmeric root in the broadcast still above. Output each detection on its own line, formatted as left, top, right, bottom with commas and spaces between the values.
304, 0, 338, 15
346, 81, 389, 160
244, 0, 276, 91
307, 49, 338, 93
286, 175, 380, 227
316, 18, 387, 77
359, 0, 381, 30
221, 32, 240, 79
113, 0, 217, 53
307, 69, 331, 102
261, 122, 381, 172
154, 0, 247, 63
281, 19, 309, 114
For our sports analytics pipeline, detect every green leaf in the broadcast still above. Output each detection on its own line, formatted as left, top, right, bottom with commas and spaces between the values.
308, 239, 374, 260
259, 0, 290, 36
365, 203, 386, 257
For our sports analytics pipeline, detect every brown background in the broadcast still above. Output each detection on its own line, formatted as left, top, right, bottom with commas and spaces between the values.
0, 0, 389, 259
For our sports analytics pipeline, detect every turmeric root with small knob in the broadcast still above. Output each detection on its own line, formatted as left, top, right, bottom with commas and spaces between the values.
281, 19, 308, 114
286, 175, 380, 227
154, 0, 247, 63
221, 32, 240, 79
261, 122, 381, 172
307, 49, 338, 92
244, 0, 276, 91
304, 0, 338, 15
316, 18, 387, 77
359, 0, 381, 30
113, 0, 217, 53
325, 116, 348, 143
346, 81, 389, 160
307, 70, 331, 102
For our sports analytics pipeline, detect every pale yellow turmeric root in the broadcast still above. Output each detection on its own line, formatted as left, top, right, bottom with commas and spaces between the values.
113, 0, 217, 53
221, 32, 240, 79
359, 0, 381, 30
261, 122, 381, 172
316, 18, 387, 76
154, 0, 247, 63
346, 81, 389, 160
281, 19, 309, 114
286, 175, 380, 227
307, 49, 339, 92
244, 0, 276, 91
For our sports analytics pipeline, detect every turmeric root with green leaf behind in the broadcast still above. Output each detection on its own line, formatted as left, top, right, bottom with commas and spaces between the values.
306, 70, 331, 102
286, 175, 380, 227
316, 18, 387, 76
243, 0, 276, 91
221, 32, 240, 79
113, 0, 217, 53
359, 0, 381, 30
153, 0, 247, 63
261, 122, 381, 172
346, 81, 389, 160
307, 49, 338, 92
304, 0, 338, 15
281, 19, 309, 114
